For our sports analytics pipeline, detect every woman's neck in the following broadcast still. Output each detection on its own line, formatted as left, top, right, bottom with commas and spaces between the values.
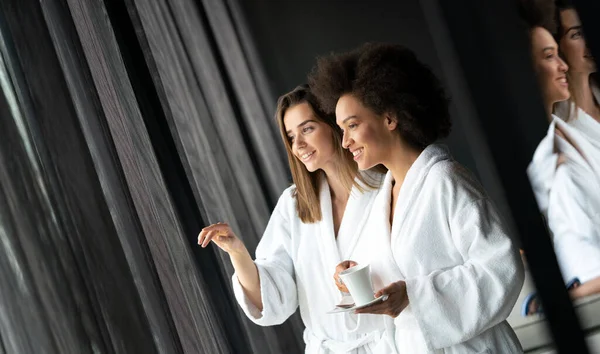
545, 95, 557, 122
384, 139, 422, 189
570, 72, 600, 120
546, 104, 554, 123
323, 167, 350, 203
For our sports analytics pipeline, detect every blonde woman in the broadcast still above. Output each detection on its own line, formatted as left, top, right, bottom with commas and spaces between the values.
198, 85, 393, 353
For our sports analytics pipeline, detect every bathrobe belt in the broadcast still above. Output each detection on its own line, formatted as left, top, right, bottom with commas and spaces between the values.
304, 328, 390, 354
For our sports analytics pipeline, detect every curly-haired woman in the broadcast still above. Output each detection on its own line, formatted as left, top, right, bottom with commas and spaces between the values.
310, 43, 524, 353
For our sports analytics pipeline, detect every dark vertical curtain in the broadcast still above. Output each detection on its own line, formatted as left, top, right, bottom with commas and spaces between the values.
0, 0, 302, 353
0, 1, 161, 352
118, 0, 303, 351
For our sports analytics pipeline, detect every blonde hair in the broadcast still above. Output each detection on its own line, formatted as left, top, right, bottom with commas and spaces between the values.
275, 85, 380, 223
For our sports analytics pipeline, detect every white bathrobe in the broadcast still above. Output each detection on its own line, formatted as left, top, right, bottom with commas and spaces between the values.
232, 173, 396, 354
365, 144, 524, 353
568, 107, 600, 162
548, 108, 600, 284
526, 115, 592, 221
527, 118, 560, 219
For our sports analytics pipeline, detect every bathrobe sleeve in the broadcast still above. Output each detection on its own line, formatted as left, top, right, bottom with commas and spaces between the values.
405, 198, 524, 349
232, 190, 299, 326
527, 153, 557, 215
526, 129, 558, 217
548, 166, 600, 284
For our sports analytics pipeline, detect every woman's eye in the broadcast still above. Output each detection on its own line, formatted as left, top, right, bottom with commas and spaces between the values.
545, 53, 554, 60
571, 31, 582, 39
302, 126, 314, 133
348, 123, 358, 129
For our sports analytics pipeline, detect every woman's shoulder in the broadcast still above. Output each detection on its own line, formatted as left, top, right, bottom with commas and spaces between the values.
530, 120, 557, 165
275, 185, 297, 208
427, 159, 489, 205
265, 185, 299, 226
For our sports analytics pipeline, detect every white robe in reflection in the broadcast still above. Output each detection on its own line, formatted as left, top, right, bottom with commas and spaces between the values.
568, 107, 600, 160
527, 118, 560, 219
548, 107, 600, 283
365, 145, 524, 353
526, 115, 591, 221
232, 173, 396, 354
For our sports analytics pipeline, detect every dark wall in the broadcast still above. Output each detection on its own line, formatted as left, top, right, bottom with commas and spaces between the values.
239, 0, 479, 175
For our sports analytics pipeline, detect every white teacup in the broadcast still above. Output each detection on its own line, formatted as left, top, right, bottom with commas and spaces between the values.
339, 263, 374, 306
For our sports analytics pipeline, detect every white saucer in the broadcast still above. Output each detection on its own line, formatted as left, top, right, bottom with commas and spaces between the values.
326, 294, 388, 314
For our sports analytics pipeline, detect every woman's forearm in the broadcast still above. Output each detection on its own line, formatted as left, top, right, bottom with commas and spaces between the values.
230, 249, 263, 311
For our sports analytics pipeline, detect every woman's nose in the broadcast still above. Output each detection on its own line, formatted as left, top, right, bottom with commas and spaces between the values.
342, 131, 351, 149
294, 136, 306, 149
558, 56, 568, 73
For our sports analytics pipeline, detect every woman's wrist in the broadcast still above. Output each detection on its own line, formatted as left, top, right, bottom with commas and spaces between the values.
229, 247, 253, 267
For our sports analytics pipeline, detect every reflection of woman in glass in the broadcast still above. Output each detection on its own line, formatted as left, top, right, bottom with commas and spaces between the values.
554, 0, 600, 124
198, 85, 394, 353
548, 1, 600, 301
519, 0, 573, 316
310, 43, 524, 353
520, 0, 600, 315
521, 0, 571, 221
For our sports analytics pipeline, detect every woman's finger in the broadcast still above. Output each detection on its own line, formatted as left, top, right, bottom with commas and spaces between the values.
200, 231, 211, 248
374, 285, 394, 298
203, 223, 230, 234
335, 263, 347, 274
199, 223, 226, 245
198, 227, 212, 245
333, 278, 344, 292
336, 260, 357, 273
202, 230, 219, 248
355, 302, 388, 315
202, 223, 228, 234
341, 260, 357, 269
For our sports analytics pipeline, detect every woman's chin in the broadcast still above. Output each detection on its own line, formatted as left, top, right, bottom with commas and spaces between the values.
356, 160, 375, 171
302, 162, 319, 173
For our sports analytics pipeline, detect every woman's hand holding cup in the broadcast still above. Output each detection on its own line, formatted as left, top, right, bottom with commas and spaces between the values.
333, 260, 358, 293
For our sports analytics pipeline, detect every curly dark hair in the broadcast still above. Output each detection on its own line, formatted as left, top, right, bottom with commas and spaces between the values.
308, 43, 451, 149
517, 0, 557, 33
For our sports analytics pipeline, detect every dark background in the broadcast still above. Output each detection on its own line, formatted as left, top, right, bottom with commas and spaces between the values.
240, 0, 479, 175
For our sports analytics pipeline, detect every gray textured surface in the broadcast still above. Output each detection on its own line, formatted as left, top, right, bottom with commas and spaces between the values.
0, 1, 157, 352
0, 0, 303, 352
124, 0, 303, 352
63, 0, 234, 352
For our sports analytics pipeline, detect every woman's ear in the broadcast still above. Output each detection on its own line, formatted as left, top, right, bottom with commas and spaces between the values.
384, 112, 398, 131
